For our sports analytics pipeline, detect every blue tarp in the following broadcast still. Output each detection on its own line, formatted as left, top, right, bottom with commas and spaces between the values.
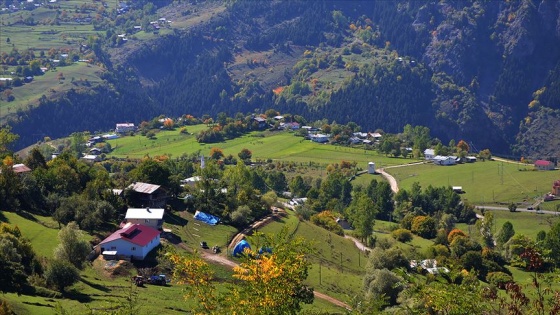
194, 211, 219, 225
233, 239, 251, 257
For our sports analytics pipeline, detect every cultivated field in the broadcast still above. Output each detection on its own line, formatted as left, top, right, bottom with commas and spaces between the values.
387, 160, 559, 205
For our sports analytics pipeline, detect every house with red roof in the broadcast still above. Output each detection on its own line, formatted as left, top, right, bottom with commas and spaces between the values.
98, 224, 160, 260
535, 160, 555, 171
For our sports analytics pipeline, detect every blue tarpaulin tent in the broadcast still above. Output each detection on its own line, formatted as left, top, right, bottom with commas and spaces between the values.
233, 239, 251, 257
194, 211, 219, 225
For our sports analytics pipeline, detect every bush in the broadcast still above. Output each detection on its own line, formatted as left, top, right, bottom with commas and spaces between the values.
367, 247, 408, 270
45, 259, 80, 292
310, 211, 344, 236
486, 272, 513, 289
391, 229, 413, 243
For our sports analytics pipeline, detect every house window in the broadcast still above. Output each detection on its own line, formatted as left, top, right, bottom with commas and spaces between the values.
131, 247, 136, 251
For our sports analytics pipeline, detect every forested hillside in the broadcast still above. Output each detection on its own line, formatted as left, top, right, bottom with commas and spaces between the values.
3, 0, 560, 158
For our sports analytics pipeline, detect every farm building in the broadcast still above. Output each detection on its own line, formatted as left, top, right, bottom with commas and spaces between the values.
115, 123, 135, 133
98, 224, 160, 260
310, 134, 329, 143
368, 162, 375, 174
125, 207, 165, 230
432, 156, 456, 166
181, 176, 201, 187
12, 163, 31, 174
424, 149, 435, 160
535, 160, 555, 170
127, 182, 168, 207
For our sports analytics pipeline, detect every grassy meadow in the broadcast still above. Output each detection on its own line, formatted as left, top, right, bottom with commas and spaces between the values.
0, 62, 105, 124
387, 160, 559, 205
107, 126, 415, 168
258, 210, 365, 303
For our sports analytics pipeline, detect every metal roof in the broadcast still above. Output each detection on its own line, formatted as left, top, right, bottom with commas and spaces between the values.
128, 182, 161, 194
125, 208, 165, 220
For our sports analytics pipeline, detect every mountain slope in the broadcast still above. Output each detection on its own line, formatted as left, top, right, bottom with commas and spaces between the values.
7, 0, 560, 158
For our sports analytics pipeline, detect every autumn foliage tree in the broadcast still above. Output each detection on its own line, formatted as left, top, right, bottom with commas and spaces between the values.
171, 231, 313, 315
209, 147, 224, 160
457, 140, 470, 153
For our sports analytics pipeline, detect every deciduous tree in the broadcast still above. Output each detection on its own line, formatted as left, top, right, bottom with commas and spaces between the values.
53, 222, 91, 269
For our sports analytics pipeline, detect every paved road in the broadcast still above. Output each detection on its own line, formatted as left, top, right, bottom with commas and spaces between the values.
475, 205, 558, 215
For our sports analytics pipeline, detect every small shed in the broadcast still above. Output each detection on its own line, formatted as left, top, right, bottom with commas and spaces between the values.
102, 250, 117, 260
368, 162, 376, 174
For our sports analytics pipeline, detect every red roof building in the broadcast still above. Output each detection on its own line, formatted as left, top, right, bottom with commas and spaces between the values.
98, 224, 160, 260
535, 160, 555, 171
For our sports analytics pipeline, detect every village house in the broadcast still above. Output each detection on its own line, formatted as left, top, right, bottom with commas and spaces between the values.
535, 160, 555, 171
98, 224, 160, 261
181, 176, 201, 188
124, 207, 165, 230
424, 149, 435, 160
12, 163, 32, 174
127, 182, 168, 208
115, 123, 135, 133
310, 134, 330, 143
252, 116, 267, 129
432, 155, 457, 166
81, 155, 101, 163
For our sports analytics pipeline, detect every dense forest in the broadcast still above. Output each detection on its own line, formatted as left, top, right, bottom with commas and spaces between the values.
4, 0, 560, 158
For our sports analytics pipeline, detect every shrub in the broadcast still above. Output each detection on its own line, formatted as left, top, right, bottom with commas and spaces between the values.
391, 229, 413, 243
310, 211, 344, 236
487, 272, 513, 289
368, 247, 408, 270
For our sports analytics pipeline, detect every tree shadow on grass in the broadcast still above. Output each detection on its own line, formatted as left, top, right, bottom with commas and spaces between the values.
17, 210, 38, 222
164, 211, 188, 227
0, 211, 8, 223
81, 278, 111, 293
63, 288, 92, 302
270, 216, 286, 224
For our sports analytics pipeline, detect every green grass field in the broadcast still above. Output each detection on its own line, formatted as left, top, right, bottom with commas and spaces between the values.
387, 160, 558, 205
0, 62, 105, 123
1, 211, 62, 258
456, 209, 557, 240
259, 210, 366, 303
107, 126, 415, 169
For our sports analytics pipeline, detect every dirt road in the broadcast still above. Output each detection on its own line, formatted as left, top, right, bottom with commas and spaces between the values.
178, 208, 352, 310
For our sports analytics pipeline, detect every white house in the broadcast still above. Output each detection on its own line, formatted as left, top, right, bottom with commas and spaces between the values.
115, 123, 135, 133
98, 224, 160, 260
424, 149, 435, 160
433, 155, 456, 166
310, 134, 329, 143
81, 155, 101, 163
125, 207, 165, 230
181, 176, 201, 187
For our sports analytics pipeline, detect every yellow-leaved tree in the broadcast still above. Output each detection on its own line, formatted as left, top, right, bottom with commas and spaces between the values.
170, 230, 314, 315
